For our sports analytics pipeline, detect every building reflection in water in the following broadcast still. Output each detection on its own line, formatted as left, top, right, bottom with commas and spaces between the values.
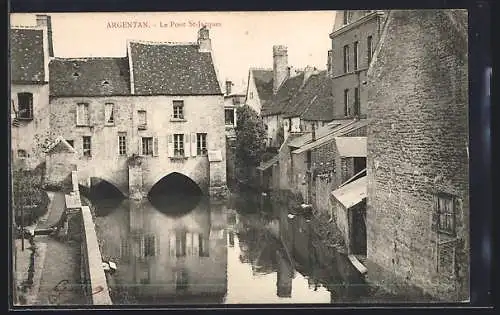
97, 197, 228, 304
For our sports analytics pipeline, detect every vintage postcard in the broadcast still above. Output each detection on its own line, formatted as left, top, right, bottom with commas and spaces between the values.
10, 10, 469, 306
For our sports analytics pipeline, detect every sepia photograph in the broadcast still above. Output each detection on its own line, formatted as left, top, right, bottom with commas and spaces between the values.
10, 9, 469, 306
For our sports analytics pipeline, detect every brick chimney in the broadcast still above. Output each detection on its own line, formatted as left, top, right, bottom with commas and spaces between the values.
273, 45, 288, 94
36, 15, 54, 57
225, 80, 232, 95
197, 25, 211, 52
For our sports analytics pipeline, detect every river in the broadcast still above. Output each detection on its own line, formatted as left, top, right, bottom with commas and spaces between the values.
90, 190, 395, 305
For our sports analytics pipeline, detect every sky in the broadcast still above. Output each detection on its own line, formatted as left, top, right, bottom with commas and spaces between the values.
10, 11, 336, 94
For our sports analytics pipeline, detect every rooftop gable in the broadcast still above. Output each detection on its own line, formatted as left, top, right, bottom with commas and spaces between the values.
261, 72, 304, 116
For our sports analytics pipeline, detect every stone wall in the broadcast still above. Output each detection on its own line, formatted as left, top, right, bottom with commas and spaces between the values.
11, 84, 51, 169
49, 94, 226, 197
366, 9, 469, 301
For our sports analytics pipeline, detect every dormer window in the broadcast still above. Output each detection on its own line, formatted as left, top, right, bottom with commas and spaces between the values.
17, 93, 33, 120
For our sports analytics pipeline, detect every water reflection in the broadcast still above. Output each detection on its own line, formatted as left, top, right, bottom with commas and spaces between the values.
93, 191, 373, 305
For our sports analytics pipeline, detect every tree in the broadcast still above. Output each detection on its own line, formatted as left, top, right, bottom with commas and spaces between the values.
235, 105, 266, 181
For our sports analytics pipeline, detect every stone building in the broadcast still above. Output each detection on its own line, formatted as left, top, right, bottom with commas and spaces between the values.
244, 68, 273, 115
365, 9, 469, 301
223, 80, 245, 139
329, 10, 386, 119
10, 18, 228, 199
281, 70, 335, 140
10, 15, 53, 169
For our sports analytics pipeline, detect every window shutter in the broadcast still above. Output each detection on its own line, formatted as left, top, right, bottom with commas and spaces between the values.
193, 233, 199, 256
167, 134, 174, 157
184, 133, 190, 157
186, 233, 192, 256
153, 136, 159, 157
191, 133, 197, 157
169, 234, 176, 257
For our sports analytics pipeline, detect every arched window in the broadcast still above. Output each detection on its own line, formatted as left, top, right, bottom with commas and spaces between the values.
17, 92, 33, 120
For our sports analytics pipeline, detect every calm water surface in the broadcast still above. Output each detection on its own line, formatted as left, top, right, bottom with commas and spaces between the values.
93, 191, 370, 305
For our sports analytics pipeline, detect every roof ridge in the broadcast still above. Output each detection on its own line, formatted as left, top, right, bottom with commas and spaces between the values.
128, 39, 198, 46
10, 25, 44, 30
250, 67, 273, 71
52, 57, 128, 61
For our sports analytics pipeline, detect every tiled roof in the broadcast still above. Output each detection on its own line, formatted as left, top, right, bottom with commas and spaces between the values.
10, 28, 45, 83
129, 42, 222, 95
288, 119, 354, 148
261, 73, 304, 116
49, 58, 131, 96
251, 69, 274, 102
283, 71, 335, 121
290, 119, 368, 153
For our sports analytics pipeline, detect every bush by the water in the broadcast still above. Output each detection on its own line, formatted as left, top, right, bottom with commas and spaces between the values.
12, 169, 49, 226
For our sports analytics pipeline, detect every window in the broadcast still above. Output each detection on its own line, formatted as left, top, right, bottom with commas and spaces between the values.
142, 137, 153, 156
343, 45, 350, 73
197, 133, 207, 156
343, 10, 349, 24
143, 235, 156, 257
82, 136, 91, 157
174, 269, 188, 291
118, 132, 127, 156
175, 231, 186, 257
174, 134, 184, 157
199, 234, 209, 257
17, 149, 27, 158
173, 100, 184, 119
436, 194, 456, 236
353, 41, 359, 71
367, 35, 373, 65
77, 103, 90, 126
105, 103, 114, 125
17, 93, 33, 120
138, 110, 147, 129
225, 108, 235, 125
344, 89, 349, 116
354, 87, 360, 116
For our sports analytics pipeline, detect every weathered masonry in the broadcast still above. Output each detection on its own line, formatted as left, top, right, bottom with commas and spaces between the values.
365, 9, 469, 301
11, 17, 228, 199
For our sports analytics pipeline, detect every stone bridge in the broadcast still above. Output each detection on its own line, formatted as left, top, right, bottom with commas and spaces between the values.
44, 138, 228, 200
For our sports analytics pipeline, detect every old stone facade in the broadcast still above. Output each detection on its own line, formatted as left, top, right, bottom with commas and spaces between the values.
10, 15, 53, 169
11, 17, 228, 199
365, 9, 469, 300
329, 10, 386, 119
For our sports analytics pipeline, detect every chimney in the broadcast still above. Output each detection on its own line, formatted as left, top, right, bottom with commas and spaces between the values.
197, 25, 211, 52
312, 123, 316, 141
36, 15, 54, 57
273, 45, 288, 94
225, 80, 232, 95
303, 65, 320, 86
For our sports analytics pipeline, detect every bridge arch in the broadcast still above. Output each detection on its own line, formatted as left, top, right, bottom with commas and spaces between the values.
79, 176, 127, 199
148, 172, 203, 197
